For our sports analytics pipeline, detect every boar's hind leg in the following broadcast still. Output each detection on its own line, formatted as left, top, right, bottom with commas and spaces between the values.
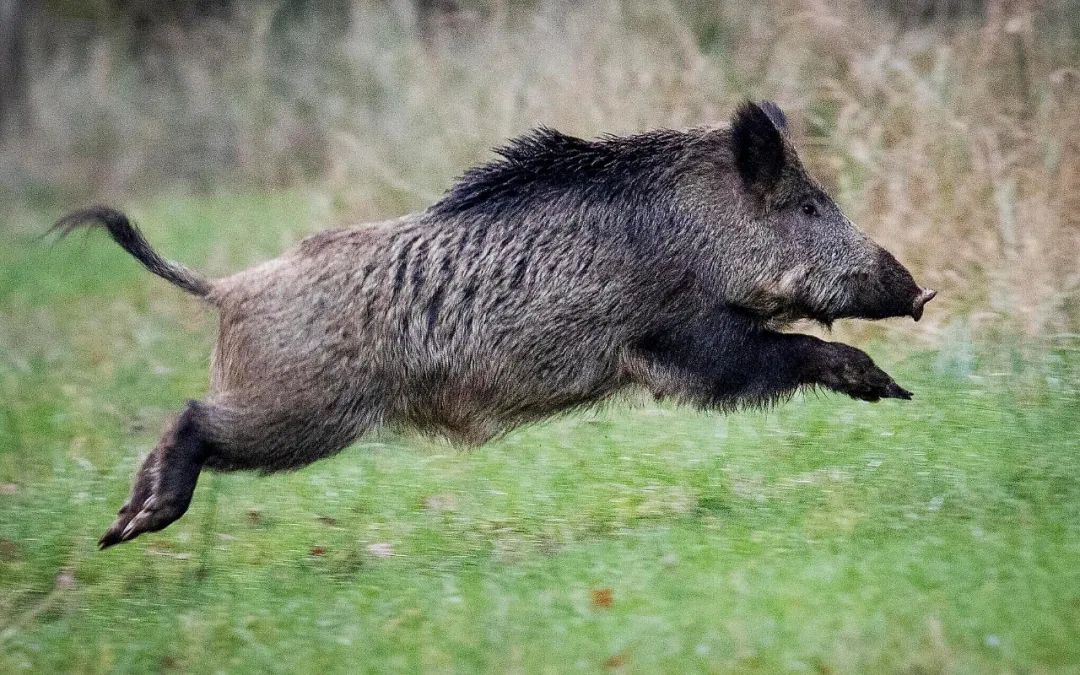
99, 395, 376, 548
195, 397, 376, 473
99, 401, 211, 549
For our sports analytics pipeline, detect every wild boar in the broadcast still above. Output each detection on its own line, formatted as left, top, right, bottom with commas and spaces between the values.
54, 101, 935, 548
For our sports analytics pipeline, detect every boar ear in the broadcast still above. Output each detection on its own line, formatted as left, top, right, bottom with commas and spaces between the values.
758, 101, 788, 133
732, 101, 787, 196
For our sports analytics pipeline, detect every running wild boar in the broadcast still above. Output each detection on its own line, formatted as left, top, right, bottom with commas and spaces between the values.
54, 101, 935, 548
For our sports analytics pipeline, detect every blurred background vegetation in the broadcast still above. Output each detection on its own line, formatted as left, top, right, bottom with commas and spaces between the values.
1, 0, 1077, 339
2, 4, 1079, 671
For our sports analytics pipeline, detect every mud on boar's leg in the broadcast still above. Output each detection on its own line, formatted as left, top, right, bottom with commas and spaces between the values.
99, 401, 211, 549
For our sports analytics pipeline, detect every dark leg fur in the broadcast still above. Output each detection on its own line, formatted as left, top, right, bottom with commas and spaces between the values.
804, 341, 912, 402
632, 308, 911, 407
99, 401, 211, 549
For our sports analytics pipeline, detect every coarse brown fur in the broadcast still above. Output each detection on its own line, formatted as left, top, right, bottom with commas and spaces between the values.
53, 102, 935, 548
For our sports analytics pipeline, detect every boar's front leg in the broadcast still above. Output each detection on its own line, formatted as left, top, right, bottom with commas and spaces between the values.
628, 311, 911, 407
802, 340, 912, 402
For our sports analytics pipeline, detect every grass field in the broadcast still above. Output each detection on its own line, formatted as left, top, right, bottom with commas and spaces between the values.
1, 193, 1078, 673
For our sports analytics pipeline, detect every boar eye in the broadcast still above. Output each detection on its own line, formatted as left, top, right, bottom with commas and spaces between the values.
801, 202, 819, 217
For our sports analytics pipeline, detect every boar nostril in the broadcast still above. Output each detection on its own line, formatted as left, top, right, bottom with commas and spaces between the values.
911, 288, 937, 321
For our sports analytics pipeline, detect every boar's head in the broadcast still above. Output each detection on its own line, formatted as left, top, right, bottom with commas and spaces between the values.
697, 101, 935, 326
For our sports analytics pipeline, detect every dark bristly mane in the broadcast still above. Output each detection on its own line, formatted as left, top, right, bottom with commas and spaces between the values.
429, 126, 693, 217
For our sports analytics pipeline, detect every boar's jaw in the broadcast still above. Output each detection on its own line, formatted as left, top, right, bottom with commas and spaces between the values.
778, 287, 936, 325
733, 263, 935, 326
728, 278, 842, 328
834, 271, 935, 323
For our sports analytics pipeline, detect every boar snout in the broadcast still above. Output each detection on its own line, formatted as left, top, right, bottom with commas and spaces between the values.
911, 287, 937, 321
844, 248, 933, 322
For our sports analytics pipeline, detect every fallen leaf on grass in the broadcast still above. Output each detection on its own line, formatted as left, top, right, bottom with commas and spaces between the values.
603, 653, 626, 669
590, 588, 614, 609
310, 546, 327, 557
814, 660, 834, 674
0, 538, 19, 561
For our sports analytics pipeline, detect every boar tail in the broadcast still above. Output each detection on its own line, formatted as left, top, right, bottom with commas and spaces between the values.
51, 206, 213, 298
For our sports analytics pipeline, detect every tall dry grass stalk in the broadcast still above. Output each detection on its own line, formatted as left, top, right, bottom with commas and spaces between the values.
2, 0, 1077, 338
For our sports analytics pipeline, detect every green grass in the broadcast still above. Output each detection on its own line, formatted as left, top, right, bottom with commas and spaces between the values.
1, 194, 1078, 673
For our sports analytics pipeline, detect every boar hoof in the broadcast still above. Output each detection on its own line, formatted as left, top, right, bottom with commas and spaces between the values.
815, 343, 913, 402
99, 491, 192, 549
99, 402, 207, 549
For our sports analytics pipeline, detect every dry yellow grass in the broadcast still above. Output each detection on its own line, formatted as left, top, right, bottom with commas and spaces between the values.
2, 0, 1076, 337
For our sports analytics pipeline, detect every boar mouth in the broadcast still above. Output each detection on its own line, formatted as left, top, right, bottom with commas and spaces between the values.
826, 286, 937, 323
756, 286, 937, 326
730, 296, 837, 328
732, 277, 936, 327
